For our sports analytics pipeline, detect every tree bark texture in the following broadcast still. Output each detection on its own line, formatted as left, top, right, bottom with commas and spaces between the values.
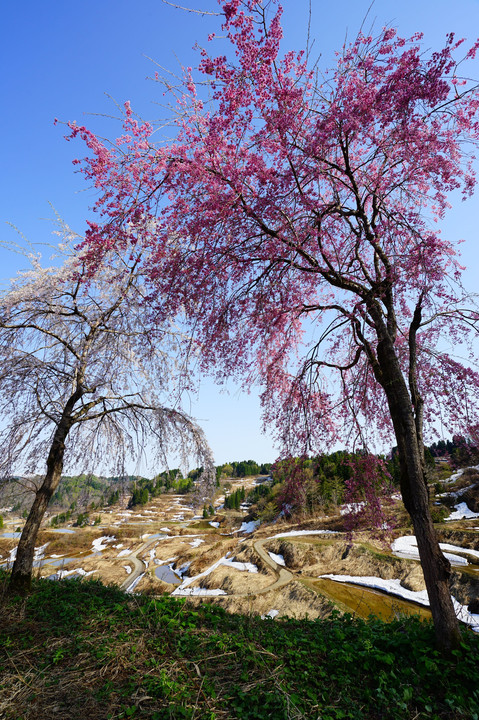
8, 391, 81, 595
376, 334, 461, 653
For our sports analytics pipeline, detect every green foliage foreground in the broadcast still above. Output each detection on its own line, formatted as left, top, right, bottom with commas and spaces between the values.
1, 574, 478, 720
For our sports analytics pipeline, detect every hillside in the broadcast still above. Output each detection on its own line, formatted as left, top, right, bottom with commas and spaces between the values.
1, 573, 478, 720
1, 463, 479, 717
1, 465, 479, 624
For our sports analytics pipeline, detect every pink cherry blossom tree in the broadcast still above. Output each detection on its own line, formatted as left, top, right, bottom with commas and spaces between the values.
0, 228, 214, 594
68, 1, 479, 651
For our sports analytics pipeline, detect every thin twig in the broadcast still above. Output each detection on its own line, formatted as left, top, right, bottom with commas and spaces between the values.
161, 0, 221, 16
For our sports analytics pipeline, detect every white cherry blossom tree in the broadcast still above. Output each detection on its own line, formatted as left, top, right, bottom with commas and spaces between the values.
0, 229, 214, 593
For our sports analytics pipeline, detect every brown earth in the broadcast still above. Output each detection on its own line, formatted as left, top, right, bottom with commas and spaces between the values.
462, 483, 479, 513
263, 535, 427, 592
184, 579, 334, 620
2, 475, 479, 623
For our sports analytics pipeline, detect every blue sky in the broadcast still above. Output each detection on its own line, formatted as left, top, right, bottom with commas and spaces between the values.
2, 0, 479, 468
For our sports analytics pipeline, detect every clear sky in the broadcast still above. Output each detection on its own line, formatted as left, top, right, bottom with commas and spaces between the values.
1, 0, 479, 468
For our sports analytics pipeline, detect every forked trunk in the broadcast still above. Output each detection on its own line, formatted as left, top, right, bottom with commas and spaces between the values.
377, 336, 461, 653
8, 393, 80, 595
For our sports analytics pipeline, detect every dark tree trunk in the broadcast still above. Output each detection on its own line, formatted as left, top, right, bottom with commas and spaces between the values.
376, 335, 461, 653
8, 390, 82, 595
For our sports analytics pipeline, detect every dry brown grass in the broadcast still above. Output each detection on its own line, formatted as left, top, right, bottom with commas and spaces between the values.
443, 468, 479, 493
263, 535, 426, 592
184, 578, 334, 621
190, 563, 275, 595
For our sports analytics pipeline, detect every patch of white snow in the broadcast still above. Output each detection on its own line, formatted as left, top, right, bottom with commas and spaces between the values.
117, 549, 131, 557
392, 535, 478, 565
172, 554, 257, 595
172, 587, 226, 596
34, 543, 49, 561
261, 609, 279, 619
321, 573, 479, 632
340, 502, 366, 515
125, 573, 145, 594
446, 502, 479, 521
235, 520, 260, 534
190, 538, 205, 548
54, 568, 95, 580
176, 561, 191, 577
91, 536, 116, 552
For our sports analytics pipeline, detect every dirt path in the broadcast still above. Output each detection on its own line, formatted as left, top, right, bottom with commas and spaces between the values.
121, 531, 297, 597
172, 536, 296, 598
246, 537, 294, 594
120, 537, 158, 591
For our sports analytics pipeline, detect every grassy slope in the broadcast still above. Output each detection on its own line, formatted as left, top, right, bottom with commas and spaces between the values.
1, 573, 478, 720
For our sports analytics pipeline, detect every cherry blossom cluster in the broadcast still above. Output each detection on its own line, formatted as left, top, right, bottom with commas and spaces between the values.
67, 0, 479, 460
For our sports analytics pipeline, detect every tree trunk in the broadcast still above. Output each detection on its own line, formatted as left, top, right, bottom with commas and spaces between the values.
8, 391, 81, 595
376, 335, 461, 653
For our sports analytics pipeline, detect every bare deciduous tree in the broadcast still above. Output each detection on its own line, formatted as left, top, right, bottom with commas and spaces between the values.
0, 229, 214, 593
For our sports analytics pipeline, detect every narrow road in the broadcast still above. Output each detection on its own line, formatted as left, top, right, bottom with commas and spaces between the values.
120, 537, 159, 592
239, 537, 294, 595
120, 532, 296, 597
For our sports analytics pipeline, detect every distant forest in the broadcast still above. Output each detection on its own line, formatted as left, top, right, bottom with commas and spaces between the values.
2, 435, 476, 527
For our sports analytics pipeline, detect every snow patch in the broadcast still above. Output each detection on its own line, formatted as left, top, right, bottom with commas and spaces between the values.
392, 535, 479, 565
340, 502, 366, 516
321, 573, 479, 632
176, 561, 191, 577
190, 538, 205, 548
444, 465, 479, 485
91, 536, 115, 552
268, 551, 286, 566
172, 587, 226, 597
6, 542, 51, 564
154, 556, 178, 565
261, 609, 279, 619
235, 520, 260, 534
125, 573, 145, 594
34, 543, 49, 562
446, 502, 479, 521
50, 567, 95, 580
172, 554, 257, 595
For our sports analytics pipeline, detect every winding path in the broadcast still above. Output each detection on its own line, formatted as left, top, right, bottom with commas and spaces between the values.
246, 537, 294, 595
120, 537, 158, 592
119, 533, 296, 597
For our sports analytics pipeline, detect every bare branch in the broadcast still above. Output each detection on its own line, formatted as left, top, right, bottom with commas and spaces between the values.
160, 0, 221, 16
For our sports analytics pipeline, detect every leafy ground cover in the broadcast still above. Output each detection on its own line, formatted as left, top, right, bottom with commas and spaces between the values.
1, 572, 478, 720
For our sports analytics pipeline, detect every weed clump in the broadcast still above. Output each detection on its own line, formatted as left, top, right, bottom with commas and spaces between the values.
0, 570, 478, 720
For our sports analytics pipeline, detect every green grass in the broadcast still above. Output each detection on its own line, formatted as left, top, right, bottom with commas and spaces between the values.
1, 571, 478, 720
